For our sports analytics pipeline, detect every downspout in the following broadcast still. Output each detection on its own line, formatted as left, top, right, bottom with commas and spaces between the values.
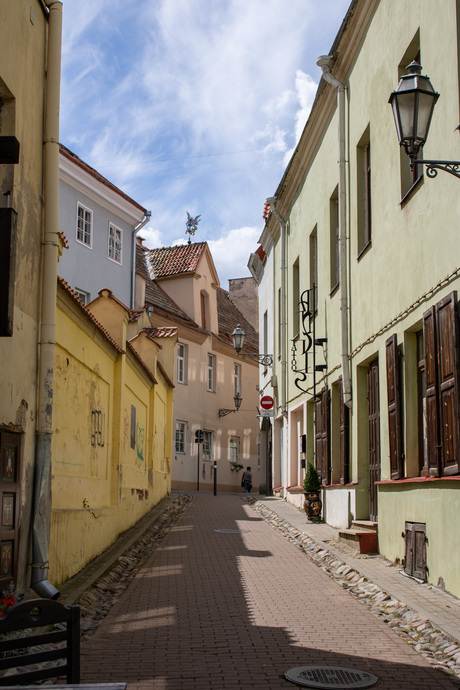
131, 211, 151, 309
31, 0, 63, 600
316, 56, 352, 408
267, 197, 288, 491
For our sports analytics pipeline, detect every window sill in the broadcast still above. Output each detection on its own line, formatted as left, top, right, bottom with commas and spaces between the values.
400, 174, 423, 207
329, 282, 339, 298
324, 482, 359, 488
287, 485, 303, 492
357, 240, 371, 262
377, 475, 460, 485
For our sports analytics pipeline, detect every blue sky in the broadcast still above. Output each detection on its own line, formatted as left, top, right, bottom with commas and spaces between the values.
60, 0, 350, 288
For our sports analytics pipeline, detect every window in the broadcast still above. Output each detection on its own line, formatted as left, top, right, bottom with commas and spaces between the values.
108, 223, 122, 264
422, 292, 459, 477
230, 437, 239, 464
175, 421, 186, 454
329, 188, 339, 293
292, 258, 300, 337
76, 203, 92, 248
177, 343, 187, 384
233, 363, 241, 398
357, 126, 371, 256
207, 354, 215, 392
203, 431, 213, 460
309, 226, 318, 312
74, 288, 90, 305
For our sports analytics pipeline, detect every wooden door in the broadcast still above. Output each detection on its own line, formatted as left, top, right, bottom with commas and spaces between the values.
0, 432, 20, 588
368, 360, 380, 521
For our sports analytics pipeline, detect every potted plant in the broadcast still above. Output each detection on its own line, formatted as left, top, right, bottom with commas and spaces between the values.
303, 463, 322, 521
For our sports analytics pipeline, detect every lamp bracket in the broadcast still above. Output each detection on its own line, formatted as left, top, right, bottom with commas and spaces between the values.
414, 159, 460, 180
218, 408, 238, 418
240, 353, 273, 367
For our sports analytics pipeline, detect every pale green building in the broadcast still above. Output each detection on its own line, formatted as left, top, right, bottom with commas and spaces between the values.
256, 0, 460, 597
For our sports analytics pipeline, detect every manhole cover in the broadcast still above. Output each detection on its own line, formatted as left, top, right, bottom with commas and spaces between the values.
284, 666, 379, 689
213, 529, 248, 533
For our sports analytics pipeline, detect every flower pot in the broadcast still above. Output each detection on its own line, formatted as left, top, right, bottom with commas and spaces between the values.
303, 491, 322, 521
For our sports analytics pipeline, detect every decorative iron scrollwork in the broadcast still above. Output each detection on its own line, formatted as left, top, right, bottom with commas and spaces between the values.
291, 285, 327, 394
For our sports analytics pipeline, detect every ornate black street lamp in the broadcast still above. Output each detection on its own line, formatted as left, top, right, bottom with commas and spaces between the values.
231, 324, 273, 367
218, 391, 242, 418
389, 61, 460, 179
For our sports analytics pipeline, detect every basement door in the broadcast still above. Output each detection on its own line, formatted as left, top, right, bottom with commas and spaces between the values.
368, 360, 381, 522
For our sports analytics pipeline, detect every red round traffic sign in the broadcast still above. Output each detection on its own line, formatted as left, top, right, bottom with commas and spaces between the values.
260, 395, 274, 410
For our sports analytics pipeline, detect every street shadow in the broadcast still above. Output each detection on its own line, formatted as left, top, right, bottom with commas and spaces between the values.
80, 494, 457, 689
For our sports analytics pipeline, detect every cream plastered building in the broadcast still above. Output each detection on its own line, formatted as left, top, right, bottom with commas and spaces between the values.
257, 0, 460, 597
0, 1, 63, 597
136, 240, 261, 493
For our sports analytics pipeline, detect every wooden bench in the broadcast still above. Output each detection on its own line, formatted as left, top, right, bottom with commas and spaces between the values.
0, 598, 80, 686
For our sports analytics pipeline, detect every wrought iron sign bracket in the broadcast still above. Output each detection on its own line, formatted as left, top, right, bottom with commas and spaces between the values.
239, 352, 273, 367
414, 159, 460, 180
218, 408, 238, 418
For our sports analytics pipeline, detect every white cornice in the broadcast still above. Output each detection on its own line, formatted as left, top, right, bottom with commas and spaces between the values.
59, 153, 145, 226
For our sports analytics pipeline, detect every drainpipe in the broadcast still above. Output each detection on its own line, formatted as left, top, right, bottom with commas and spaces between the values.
31, 0, 63, 600
316, 56, 352, 408
131, 211, 151, 309
267, 197, 288, 492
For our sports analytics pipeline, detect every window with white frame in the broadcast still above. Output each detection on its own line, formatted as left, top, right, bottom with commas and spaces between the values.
233, 362, 241, 397
207, 353, 216, 392
230, 437, 239, 464
76, 203, 92, 248
203, 431, 213, 460
175, 420, 186, 453
177, 343, 187, 384
74, 288, 90, 305
108, 223, 122, 264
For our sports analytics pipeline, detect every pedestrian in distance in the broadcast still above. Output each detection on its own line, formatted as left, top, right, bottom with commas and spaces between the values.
242, 466, 252, 493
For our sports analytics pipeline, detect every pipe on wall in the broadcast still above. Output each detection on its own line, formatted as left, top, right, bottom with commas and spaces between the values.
131, 211, 151, 309
31, 0, 63, 600
316, 56, 352, 409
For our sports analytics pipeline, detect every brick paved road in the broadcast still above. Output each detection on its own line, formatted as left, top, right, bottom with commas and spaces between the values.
81, 494, 457, 689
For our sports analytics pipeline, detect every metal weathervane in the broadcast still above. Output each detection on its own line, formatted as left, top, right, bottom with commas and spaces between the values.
185, 212, 201, 243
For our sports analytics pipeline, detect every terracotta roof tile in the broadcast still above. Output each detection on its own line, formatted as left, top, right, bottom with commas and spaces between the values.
59, 230, 69, 249
146, 326, 177, 338
136, 240, 151, 281
263, 202, 270, 221
216, 287, 258, 352
147, 242, 207, 279
255, 245, 266, 261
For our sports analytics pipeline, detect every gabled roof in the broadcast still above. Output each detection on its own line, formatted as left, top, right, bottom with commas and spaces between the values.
216, 287, 258, 352
57, 277, 125, 353
59, 144, 147, 214
147, 242, 208, 279
145, 279, 198, 327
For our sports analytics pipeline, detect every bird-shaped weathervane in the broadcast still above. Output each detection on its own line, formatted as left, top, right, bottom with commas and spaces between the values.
185, 212, 201, 243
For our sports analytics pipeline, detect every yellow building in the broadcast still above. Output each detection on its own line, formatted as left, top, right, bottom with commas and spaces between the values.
0, 1, 62, 597
257, 0, 460, 596
50, 279, 175, 586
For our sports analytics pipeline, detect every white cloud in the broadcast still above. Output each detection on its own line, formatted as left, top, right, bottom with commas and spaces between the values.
207, 226, 261, 289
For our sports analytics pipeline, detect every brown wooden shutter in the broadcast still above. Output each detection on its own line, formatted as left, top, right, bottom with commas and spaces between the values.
0, 432, 20, 588
436, 292, 460, 475
404, 522, 427, 581
386, 334, 403, 479
315, 387, 330, 485
423, 306, 441, 476
339, 377, 349, 484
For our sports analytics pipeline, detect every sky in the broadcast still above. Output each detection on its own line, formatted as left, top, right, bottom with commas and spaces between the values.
60, 0, 351, 289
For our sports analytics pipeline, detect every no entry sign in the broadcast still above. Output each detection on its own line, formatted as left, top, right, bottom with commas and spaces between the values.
260, 395, 274, 410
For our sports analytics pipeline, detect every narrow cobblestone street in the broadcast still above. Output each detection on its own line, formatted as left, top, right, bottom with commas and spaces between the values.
78, 493, 459, 689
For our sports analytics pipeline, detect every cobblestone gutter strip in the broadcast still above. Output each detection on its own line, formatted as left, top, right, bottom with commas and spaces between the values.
246, 497, 460, 686
77, 493, 192, 640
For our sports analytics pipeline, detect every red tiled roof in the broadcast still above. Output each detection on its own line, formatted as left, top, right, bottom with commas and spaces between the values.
146, 326, 177, 338
263, 202, 270, 221
216, 287, 259, 352
59, 230, 69, 249
57, 277, 125, 353
59, 144, 147, 214
126, 341, 158, 384
147, 242, 207, 279
136, 239, 151, 281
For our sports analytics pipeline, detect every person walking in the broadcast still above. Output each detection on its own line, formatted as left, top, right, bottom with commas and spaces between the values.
242, 466, 252, 493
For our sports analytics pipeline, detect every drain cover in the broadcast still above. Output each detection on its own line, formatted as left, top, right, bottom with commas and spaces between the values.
213, 529, 248, 533
284, 666, 379, 689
